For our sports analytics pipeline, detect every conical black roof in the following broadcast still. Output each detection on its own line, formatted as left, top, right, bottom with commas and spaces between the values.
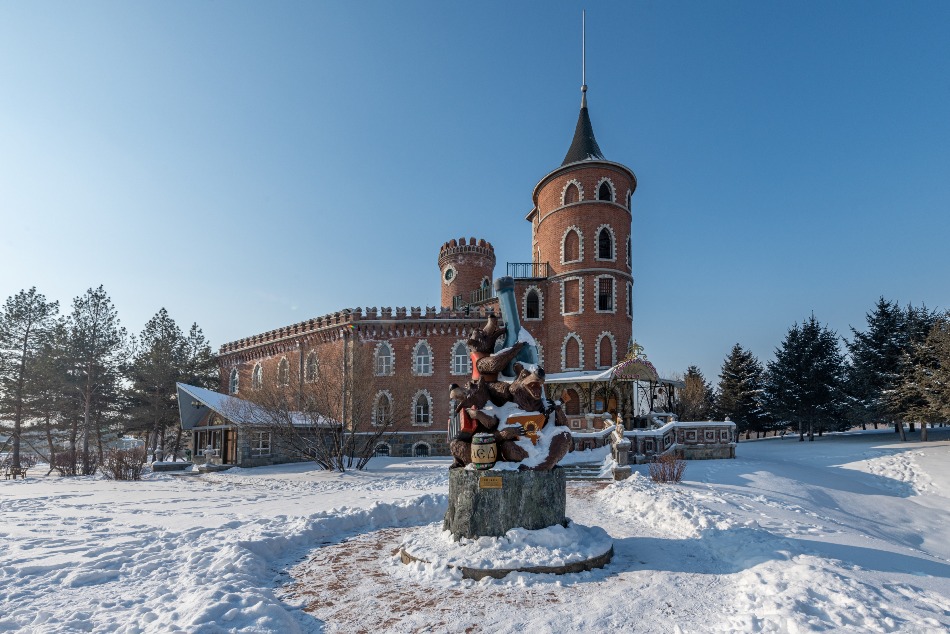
561, 95, 605, 165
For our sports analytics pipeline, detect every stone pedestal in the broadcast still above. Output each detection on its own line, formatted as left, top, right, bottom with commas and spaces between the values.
443, 468, 566, 539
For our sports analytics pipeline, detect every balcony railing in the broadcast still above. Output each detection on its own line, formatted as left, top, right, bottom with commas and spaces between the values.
469, 285, 493, 304
507, 262, 550, 279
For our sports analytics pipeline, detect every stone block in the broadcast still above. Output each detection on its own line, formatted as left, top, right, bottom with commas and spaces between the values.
443, 467, 566, 539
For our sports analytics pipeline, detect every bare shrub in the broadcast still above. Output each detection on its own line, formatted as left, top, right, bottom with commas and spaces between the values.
648, 451, 686, 483
102, 447, 147, 481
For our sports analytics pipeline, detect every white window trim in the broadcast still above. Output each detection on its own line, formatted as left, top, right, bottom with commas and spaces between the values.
594, 224, 617, 262
372, 390, 393, 427
536, 343, 544, 367
449, 339, 471, 376
626, 235, 632, 270
560, 178, 585, 206
522, 285, 544, 321
411, 389, 434, 426
251, 431, 271, 457
411, 340, 434, 376
561, 332, 585, 371
374, 341, 394, 376
277, 356, 290, 387
595, 331, 617, 369
595, 176, 616, 202
594, 274, 617, 314
229, 368, 239, 395
626, 281, 633, 318
560, 225, 584, 265
251, 363, 263, 390
305, 351, 319, 383
560, 276, 584, 316
626, 189, 632, 210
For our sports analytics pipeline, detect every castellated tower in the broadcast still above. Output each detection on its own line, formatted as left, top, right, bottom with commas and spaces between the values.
438, 237, 496, 309
523, 86, 636, 374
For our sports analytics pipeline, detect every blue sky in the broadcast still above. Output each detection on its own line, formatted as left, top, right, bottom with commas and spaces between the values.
1, 1, 948, 380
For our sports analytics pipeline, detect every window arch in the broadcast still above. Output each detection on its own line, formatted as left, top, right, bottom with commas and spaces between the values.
626, 236, 631, 269
305, 351, 319, 383
561, 226, 584, 264
251, 363, 263, 390
626, 189, 632, 209
596, 331, 617, 369
412, 390, 433, 426
564, 388, 581, 416
373, 443, 391, 457
412, 340, 433, 376
525, 288, 541, 320
627, 282, 633, 317
277, 357, 290, 386
228, 368, 239, 395
562, 180, 582, 205
450, 340, 471, 376
597, 178, 614, 202
374, 342, 393, 376
561, 333, 584, 371
373, 391, 393, 427
412, 442, 430, 457
596, 224, 615, 261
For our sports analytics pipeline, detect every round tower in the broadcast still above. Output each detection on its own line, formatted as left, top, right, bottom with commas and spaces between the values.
527, 86, 636, 372
438, 237, 496, 309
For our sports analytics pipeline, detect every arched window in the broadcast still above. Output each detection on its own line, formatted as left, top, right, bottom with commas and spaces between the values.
563, 334, 582, 370
373, 392, 392, 427
564, 388, 581, 415
228, 368, 239, 395
626, 236, 631, 268
277, 357, 290, 386
251, 363, 263, 390
373, 443, 390, 457
597, 332, 616, 369
626, 190, 632, 209
598, 181, 613, 201
563, 229, 580, 263
451, 341, 471, 376
375, 342, 393, 376
598, 227, 613, 260
564, 182, 579, 204
526, 290, 540, 319
305, 351, 318, 383
413, 392, 431, 426
413, 341, 432, 376
413, 442, 430, 457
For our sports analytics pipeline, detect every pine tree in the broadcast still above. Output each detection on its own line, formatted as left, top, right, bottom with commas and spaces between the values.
889, 315, 949, 440
676, 365, 714, 421
764, 315, 847, 441
66, 286, 127, 473
846, 297, 905, 429
715, 344, 765, 439
0, 288, 60, 469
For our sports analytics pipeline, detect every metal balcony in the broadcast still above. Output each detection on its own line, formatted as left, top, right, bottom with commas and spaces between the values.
507, 262, 550, 279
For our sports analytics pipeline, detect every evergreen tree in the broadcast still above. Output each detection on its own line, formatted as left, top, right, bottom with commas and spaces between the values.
764, 315, 847, 441
0, 288, 59, 469
66, 286, 127, 473
715, 344, 765, 439
676, 365, 714, 421
889, 315, 949, 440
846, 297, 905, 429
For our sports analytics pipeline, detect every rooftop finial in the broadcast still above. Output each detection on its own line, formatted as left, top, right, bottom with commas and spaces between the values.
581, 9, 587, 107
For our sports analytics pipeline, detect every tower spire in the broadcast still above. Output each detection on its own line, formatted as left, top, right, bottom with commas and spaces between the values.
581, 9, 587, 107
562, 9, 604, 165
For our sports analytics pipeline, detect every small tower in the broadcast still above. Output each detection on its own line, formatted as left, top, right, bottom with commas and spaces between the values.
525, 81, 637, 372
438, 237, 496, 309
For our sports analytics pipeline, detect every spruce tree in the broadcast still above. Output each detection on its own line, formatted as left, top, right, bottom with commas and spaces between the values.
846, 297, 905, 429
676, 365, 714, 421
0, 288, 60, 469
715, 344, 765, 439
764, 315, 847, 441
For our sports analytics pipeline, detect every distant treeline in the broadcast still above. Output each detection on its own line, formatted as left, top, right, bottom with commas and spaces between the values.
0, 286, 219, 473
675, 298, 949, 441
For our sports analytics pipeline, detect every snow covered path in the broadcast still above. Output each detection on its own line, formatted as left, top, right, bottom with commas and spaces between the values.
1, 431, 949, 633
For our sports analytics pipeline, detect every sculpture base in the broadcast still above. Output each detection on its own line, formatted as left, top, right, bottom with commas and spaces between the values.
443, 467, 566, 539
400, 521, 613, 581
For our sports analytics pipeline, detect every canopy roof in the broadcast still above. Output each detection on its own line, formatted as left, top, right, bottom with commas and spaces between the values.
176, 383, 334, 430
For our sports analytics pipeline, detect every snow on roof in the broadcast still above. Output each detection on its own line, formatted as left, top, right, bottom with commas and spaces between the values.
176, 383, 335, 430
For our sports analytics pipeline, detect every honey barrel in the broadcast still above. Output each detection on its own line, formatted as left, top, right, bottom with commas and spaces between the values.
470, 433, 497, 470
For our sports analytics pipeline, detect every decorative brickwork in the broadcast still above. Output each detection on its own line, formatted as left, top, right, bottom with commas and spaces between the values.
595, 176, 615, 202
560, 225, 584, 264
594, 223, 616, 262
561, 332, 584, 371
595, 331, 617, 369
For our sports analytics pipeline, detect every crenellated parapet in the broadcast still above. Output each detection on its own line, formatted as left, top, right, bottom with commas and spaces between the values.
437, 236, 495, 269
219, 304, 499, 356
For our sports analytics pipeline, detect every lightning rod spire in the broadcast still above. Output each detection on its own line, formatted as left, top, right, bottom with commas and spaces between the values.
581, 9, 587, 107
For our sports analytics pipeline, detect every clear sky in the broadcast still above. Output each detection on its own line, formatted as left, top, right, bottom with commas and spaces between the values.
2, 1, 949, 380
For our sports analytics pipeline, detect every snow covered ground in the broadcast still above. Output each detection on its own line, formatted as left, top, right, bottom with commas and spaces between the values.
1, 429, 949, 633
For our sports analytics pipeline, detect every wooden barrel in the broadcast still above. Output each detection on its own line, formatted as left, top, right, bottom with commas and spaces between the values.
470, 433, 497, 470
